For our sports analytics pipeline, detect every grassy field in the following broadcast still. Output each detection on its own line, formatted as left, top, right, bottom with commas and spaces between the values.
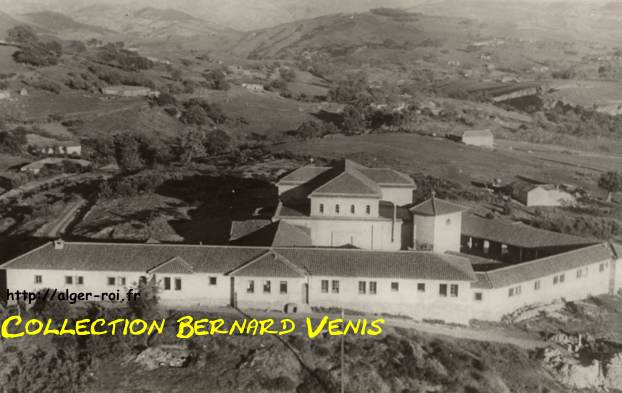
271, 133, 622, 194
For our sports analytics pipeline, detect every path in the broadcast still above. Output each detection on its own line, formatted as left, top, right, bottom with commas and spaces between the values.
34, 196, 87, 237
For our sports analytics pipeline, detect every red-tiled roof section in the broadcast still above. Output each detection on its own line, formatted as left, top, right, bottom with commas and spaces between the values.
476, 243, 613, 288
277, 166, 331, 185
461, 214, 596, 249
231, 221, 312, 247
2, 242, 475, 282
411, 197, 466, 216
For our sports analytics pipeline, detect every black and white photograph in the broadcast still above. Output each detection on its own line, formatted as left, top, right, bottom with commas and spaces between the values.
0, 0, 622, 391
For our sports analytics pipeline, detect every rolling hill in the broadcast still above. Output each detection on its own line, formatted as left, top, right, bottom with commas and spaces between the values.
19, 11, 114, 37
227, 9, 471, 60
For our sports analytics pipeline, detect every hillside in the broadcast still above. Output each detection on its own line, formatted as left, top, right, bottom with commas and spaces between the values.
19, 11, 113, 37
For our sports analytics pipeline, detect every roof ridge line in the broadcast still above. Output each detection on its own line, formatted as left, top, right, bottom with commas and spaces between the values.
485, 242, 609, 274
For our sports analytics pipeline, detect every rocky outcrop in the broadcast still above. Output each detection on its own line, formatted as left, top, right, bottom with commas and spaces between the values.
135, 344, 192, 370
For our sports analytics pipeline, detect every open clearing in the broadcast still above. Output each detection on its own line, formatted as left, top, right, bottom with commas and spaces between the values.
272, 133, 622, 193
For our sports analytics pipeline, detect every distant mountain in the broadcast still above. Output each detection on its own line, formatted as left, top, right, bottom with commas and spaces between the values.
227, 8, 469, 59
0, 11, 25, 37
20, 11, 114, 37
69, 5, 227, 39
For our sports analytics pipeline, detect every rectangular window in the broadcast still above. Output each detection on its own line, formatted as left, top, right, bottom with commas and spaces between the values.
164, 277, 171, 290
209, 276, 217, 285
247, 280, 254, 293
391, 282, 399, 292
119, 277, 126, 286
280, 281, 288, 294
559, 274, 565, 283
450, 284, 459, 297
508, 287, 514, 297
65, 276, 73, 285
174, 278, 182, 291
331, 280, 339, 294
319, 204, 324, 213
321, 280, 329, 293
107, 277, 116, 286
34, 275, 42, 284
77, 276, 84, 285
553, 276, 559, 285
263, 280, 271, 293
439, 284, 447, 297
534, 280, 541, 290
358, 281, 366, 294
369, 281, 377, 295
474, 292, 483, 301
515, 285, 521, 295
139, 276, 147, 285
417, 283, 426, 292
366, 205, 371, 215
335, 204, 340, 213
509, 286, 521, 297
600, 262, 608, 272
350, 205, 355, 214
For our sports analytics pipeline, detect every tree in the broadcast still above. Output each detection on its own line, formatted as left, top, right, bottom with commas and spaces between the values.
329, 72, 370, 103
598, 171, 622, 202
6, 25, 37, 44
205, 129, 232, 155
279, 67, 296, 82
341, 105, 367, 134
113, 133, 143, 172
178, 129, 207, 164
180, 104, 208, 125
128, 276, 160, 318
203, 69, 229, 90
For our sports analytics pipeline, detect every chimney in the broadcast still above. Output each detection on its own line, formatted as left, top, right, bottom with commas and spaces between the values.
53, 239, 65, 250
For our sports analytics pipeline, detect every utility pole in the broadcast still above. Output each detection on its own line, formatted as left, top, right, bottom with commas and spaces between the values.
341, 308, 345, 393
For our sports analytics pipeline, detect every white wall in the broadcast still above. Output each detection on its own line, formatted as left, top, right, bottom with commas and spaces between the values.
527, 187, 575, 207
414, 212, 461, 253
309, 276, 474, 324
5, 269, 231, 307
234, 276, 306, 311
282, 217, 402, 250
471, 257, 614, 320
380, 187, 415, 206
310, 196, 379, 218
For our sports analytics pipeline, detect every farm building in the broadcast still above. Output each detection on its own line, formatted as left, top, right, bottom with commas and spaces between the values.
28, 139, 82, 157
461, 130, 494, 148
20, 158, 91, 175
241, 83, 264, 92
3, 159, 621, 324
512, 181, 576, 207
101, 85, 159, 97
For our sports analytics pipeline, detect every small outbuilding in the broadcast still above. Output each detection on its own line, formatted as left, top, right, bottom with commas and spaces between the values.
512, 181, 575, 207
462, 129, 494, 148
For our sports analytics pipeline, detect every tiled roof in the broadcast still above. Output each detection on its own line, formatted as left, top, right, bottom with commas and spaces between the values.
229, 251, 307, 277
411, 197, 466, 216
2, 242, 475, 282
277, 166, 331, 185
461, 214, 595, 249
229, 219, 272, 240
275, 248, 476, 281
148, 256, 194, 274
310, 171, 382, 197
358, 168, 415, 187
1, 242, 267, 274
476, 243, 613, 288
231, 221, 312, 247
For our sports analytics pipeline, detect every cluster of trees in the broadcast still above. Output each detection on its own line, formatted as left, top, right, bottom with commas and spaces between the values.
88, 65, 155, 88
95, 42, 153, 71
180, 98, 226, 125
7, 25, 62, 66
287, 120, 340, 140
543, 101, 622, 138
599, 171, 622, 202
526, 209, 621, 241
328, 72, 371, 104
203, 69, 230, 90
0, 125, 27, 154
29, 78, 62, 94
97, 170, 183, 199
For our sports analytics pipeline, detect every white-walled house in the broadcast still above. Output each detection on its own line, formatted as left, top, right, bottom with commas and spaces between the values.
512, 181, 575, 207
